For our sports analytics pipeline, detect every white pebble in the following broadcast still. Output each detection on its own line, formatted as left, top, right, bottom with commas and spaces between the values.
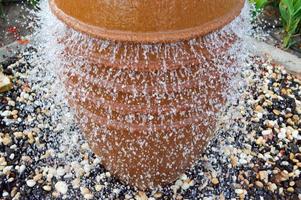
1, 111, 11, 117
235, 189, 244, 194
182, 182, 191, 190
2, 191, 9, 197
113, 188, 120, 194
262, 129, 272, 136
26, 180, 36, 187
72, 178, 80, 189
21, 92, 30, 100
278, 128, 286, 139
55, 181, 68, 194
95, 184, 103, 192
19, 165, 26, 174
56, 167, 65, 177
175, 179, 183, 187
292, 130, 299, 139
84, 194, 94, 199
9, 154, 15, 160
257, 112, 263, 119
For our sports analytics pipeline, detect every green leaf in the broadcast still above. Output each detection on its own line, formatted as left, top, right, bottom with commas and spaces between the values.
0, 1, 5, 20
249, 0, 269, 10
279, 1, 289, 26
26, 0, 39, 8
283, 34, 292, 48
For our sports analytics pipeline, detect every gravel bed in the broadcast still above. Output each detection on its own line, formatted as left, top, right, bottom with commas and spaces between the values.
0, 52, 300, 199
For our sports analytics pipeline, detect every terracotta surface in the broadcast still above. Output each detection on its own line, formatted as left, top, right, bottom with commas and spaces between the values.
49, 0, 244, 189
49, 0, 244, 43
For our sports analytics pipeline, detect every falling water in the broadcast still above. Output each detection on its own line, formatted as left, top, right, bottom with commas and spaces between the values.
25, 0, 266, 197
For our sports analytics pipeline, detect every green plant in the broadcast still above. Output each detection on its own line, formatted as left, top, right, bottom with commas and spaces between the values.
250, 0, 270, 10
279, 0, 301, 48
0, 0, 4, 20
27, 0, 39, 7
0, 0, 39, 20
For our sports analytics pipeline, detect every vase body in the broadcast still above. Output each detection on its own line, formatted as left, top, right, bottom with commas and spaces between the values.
50, 0, 244, 189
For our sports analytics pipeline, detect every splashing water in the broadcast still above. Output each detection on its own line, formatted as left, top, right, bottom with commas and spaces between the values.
26, 0, 265, 195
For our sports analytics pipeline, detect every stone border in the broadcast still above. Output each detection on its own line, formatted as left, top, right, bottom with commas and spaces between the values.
0, 39, 29, 62
247, 37, 301, 79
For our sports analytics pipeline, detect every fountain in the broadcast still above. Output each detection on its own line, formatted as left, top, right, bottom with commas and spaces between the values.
49, 0, 245, 189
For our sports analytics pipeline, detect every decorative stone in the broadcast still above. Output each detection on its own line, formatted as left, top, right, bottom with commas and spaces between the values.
94, 184, 103, 192
255, 181, 263, 188
278, 128, 286, 139
235, 189, 244, 195
1, 134, 12, 146
0, 72, 13, 93
26, 180, 36, 187
258, 171, 268, 182
56, 167, 65, 177
212, 177, 219, 185
55, 181, 68, 194
43, 185, 52, 192
262, 129, 272, 136
287, 187, 294, 193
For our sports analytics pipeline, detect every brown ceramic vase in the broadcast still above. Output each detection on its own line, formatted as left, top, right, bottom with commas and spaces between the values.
49, 0, 244, 189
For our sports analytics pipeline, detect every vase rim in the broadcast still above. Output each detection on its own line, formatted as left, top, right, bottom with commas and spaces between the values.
49, 0, 245, 43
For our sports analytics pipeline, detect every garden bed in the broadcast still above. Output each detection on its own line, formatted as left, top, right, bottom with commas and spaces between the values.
0, 50, 300, 199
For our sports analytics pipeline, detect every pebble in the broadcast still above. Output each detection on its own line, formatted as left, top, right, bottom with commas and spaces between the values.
292, 130, 299, 139
84, 194, 94, 200
19, 165, 26, 174
175, 180, 183, 187
95, 184, 103, 192
2, 191, 9, 197
13, 132, 23, 138
212, 177, 219, 185
256, 136, 265, 145
0, 72, 13, 93
182, 180, 193, 190
262, 129, 272, 136
1, 110, 12, 117
235, 189, 244, 195
56, 167, 65, 177
135, 192, 148, 200
258, 171, 268, 182
255, 105, 264, 112
21, 92, 30, 100
33, 173, 43, 181
273, 109, 281, 116
9, 154, 15, 160
266, 120, 276, 128
26, 180, 36, 187
55, 181, 68, 194
255, 181, 264, 188
2, 134, 12, 145
268, 183, 277, 192
8, 100, 15, 107
43, 185, 52, 192
278, 128, 286, 139
81, 187, 94, 199
71, 178, 80, 189
287, 187, 294, 193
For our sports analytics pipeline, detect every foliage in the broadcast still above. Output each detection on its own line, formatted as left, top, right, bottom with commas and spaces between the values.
279, 0, 301, 48
0, 0, 4, 20
249, 0, 301, 48
26, 0, 39, 7
250, 0, 270, 11
0, 0, 39, 20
